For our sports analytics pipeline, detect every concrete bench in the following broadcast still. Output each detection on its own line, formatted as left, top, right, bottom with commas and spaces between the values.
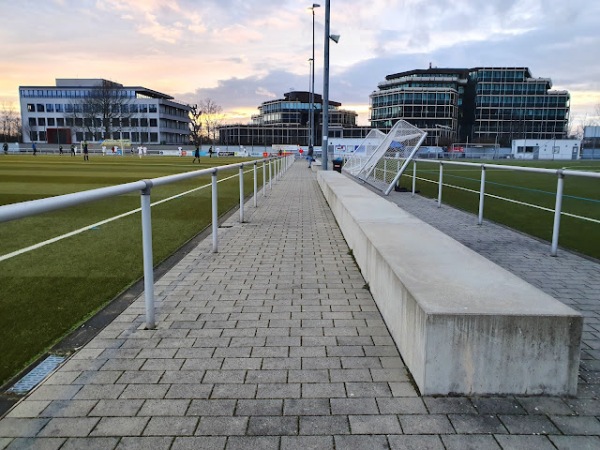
318, 171, 582, 396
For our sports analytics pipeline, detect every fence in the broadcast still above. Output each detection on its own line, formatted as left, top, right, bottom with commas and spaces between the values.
0, 155, 293, 329
403, 159, 600, 257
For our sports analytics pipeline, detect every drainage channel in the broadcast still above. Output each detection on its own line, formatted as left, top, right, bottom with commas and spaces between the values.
7, 355, 65, 395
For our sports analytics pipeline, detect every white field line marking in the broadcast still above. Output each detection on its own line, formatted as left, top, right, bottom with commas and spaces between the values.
0, 171, 248, 263
413, 175, 600, 225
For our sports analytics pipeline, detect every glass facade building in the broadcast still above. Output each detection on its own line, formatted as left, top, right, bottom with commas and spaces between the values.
370, 67, 569, 147
218, 91, 370, 147
19, 79, 191, 145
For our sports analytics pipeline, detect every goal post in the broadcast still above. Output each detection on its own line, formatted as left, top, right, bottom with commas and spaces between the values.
343, 120, 427, 195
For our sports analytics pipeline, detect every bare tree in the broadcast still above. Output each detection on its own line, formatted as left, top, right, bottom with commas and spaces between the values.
188, 104, 203, 146
199, 98, 223, 145
0, 102, 21, 142
68, 80, 132, 141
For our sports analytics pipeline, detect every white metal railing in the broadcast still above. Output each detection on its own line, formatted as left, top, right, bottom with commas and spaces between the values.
0, 155, 294, 329
405, 159, 600, 257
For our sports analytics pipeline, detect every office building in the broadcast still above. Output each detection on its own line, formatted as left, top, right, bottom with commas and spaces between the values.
218, 91, 370, 148
370, 67, 570, 147
19, 79, 191, 145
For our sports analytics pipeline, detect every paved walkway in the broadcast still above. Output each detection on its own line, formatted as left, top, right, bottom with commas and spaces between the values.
1, 161, 600, 449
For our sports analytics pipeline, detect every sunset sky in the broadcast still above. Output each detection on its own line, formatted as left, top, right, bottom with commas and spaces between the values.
1, 0, 599, 127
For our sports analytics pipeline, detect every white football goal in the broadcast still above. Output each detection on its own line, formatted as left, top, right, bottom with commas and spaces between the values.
342, 120, 427, 195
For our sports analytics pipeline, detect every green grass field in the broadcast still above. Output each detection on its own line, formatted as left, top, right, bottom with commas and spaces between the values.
395, 159, 600, 260
0, 154, 265, 386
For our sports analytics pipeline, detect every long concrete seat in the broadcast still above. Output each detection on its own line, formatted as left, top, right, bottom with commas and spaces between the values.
318, 171, 582, 396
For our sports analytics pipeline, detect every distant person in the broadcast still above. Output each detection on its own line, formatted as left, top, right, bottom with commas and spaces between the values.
193, 145, 200, 163
138, 146, 143, 158
307, 146, 314, 168
32, 142, 37, 156
178, 146, 182, 157
59, 145, 63, 155
70, 144, 75, 156
208, 146, 213, 158
82, 140, 89, 161
102, 146, 106, 156
3, 142, 7, 155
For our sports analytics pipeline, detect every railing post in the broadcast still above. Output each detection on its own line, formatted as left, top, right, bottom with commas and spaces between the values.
140, 181, 155, 329
478, 165, 486, 225
551, 171, 565, 256
239, 165, 245, 223
212, 169, 218, 253
263, 161, 266, 197
412, 161, 417, 197
269, 159, 273, 190
438, 163, 443, 207
253, 162, 258, 207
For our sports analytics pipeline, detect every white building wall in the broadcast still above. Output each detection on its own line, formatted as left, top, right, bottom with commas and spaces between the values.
511, 139, 581, 160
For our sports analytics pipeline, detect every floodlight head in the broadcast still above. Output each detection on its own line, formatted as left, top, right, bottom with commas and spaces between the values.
313, 3, 321, 7
329, 34, 340, 43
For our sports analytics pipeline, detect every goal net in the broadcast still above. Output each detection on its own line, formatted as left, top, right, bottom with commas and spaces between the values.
343, 120, 427, 195
342, 129, 387, 175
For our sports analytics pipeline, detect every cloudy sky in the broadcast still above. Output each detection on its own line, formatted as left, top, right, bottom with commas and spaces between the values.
1, 0, 599, 126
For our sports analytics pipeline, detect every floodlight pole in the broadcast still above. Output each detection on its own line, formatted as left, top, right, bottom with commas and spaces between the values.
309, 4, 320, 154
322, 0, 331, 170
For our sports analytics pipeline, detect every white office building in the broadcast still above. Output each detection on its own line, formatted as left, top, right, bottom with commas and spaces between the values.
19, 79, 191, 145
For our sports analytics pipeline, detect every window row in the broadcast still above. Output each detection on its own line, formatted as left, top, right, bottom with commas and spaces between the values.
477, 82, 548, 95
28, 117, 159, 127
476, 96, 568, 107
28, 131, 160, 143
474, 122, 566, 133
260, 102, 323, 113
474, 70, 528, 82
372, 92, 456, 107
371, 105, 457, 120
21, 89, 136, 99
476, 108, 568, 120
26, 103, 159, 113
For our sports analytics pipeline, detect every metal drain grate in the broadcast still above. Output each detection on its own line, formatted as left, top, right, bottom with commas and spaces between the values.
7, 355, 66, 395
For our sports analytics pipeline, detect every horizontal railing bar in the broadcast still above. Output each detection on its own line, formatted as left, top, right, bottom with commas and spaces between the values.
413, 158, 600, 179
0, 180, 148, 224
